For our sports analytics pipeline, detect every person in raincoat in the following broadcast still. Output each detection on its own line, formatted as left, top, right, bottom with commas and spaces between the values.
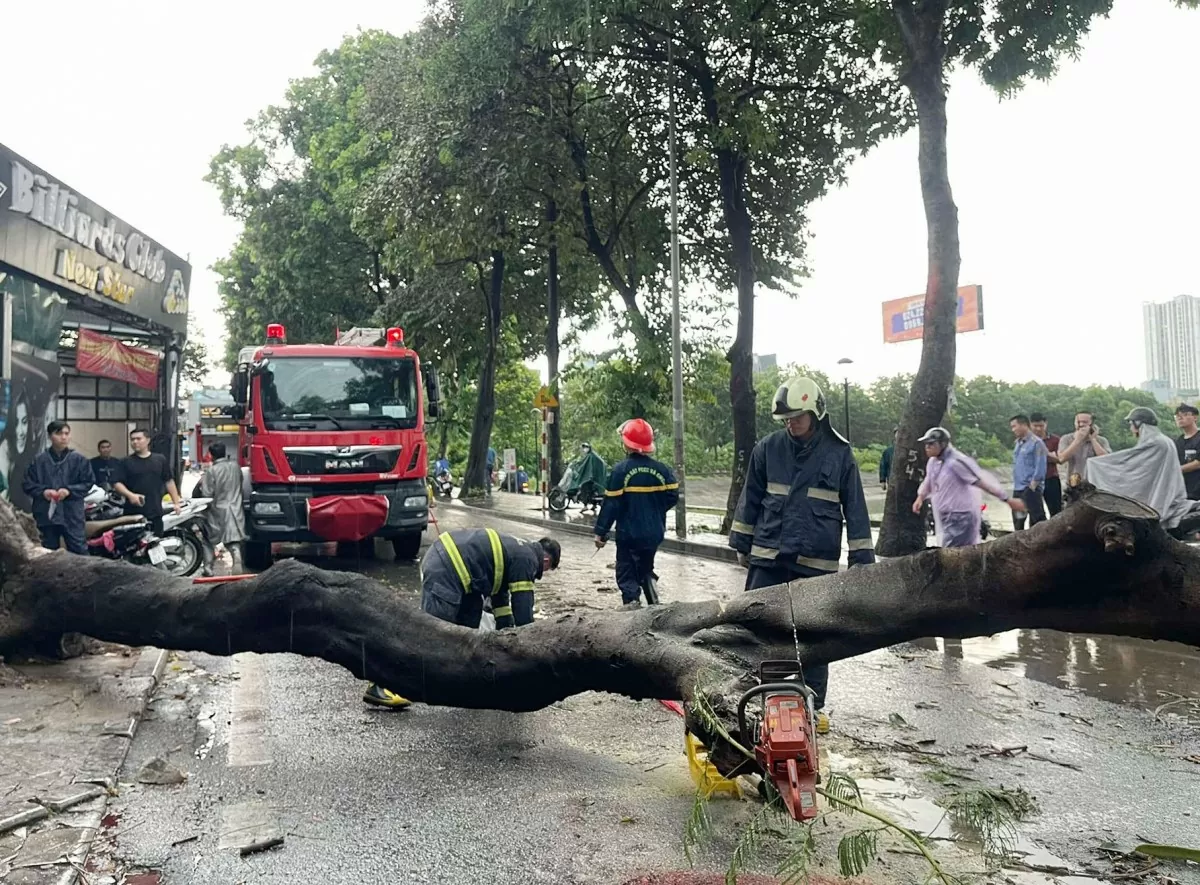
198, 442, 246, 572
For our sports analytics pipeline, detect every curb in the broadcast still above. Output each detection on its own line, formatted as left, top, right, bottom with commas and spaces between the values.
451, 500, 740, 564
0, 647, 169, 885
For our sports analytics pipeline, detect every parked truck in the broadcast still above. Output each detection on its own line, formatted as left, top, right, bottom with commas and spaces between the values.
228, 324, 440, 569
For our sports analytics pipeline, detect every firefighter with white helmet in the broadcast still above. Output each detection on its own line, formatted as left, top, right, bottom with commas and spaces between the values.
728, 375, 875, 733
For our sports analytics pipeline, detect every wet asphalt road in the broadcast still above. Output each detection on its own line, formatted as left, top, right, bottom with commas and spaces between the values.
96, 505, 1200, 884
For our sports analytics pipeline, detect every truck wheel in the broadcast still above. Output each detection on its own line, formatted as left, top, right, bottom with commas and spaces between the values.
243, 541, 272, 571
391, 533, 422, 561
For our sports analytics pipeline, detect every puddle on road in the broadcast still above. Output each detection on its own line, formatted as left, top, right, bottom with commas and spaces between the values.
907, 631, 1200, 714
826, 752, 1108, 884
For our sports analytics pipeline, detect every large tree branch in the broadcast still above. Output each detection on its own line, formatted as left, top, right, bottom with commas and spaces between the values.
3, 491, 1199, 779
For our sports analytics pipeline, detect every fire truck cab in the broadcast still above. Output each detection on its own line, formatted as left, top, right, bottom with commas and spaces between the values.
228, 324, 440, 569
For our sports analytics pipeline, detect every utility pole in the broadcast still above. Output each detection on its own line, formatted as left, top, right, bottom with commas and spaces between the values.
669, 26, 687, 539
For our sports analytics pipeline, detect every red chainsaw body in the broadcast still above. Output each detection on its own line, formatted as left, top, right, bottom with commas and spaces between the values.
753, 693, 819, 820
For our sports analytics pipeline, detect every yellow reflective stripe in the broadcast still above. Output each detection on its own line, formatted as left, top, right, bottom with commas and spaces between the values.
624, 484, 679, 492
766, 482, 790, 496
486, 528, 504, 596
510, 581, 535, 594
604, 488, 624, 497
493, 605, 513, 618
750, 545, 779, 559
847, 538, 874, 551
439, 534, 472, 592
731, 520, 755, 535
807, 487, 839, 503
796, 555, 839, 572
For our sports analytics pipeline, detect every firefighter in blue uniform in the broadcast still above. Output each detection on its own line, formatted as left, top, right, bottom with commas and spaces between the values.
728, 375, 875, 734
363, 528, 562, 708
593, 418, 679, 610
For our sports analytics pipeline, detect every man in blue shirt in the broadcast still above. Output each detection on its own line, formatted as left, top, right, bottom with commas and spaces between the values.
1010, 414, 1048, 530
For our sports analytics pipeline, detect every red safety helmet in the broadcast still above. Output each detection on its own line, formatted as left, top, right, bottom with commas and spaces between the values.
619, 418, 656, 454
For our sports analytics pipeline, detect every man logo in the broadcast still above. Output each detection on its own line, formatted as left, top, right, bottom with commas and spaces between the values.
326, 458, 366, 471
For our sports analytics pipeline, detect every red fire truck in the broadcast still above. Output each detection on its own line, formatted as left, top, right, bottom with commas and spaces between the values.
228, 324, 440, 569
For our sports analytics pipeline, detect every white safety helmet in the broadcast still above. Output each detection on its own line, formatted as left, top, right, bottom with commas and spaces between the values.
771, 376, 827, 422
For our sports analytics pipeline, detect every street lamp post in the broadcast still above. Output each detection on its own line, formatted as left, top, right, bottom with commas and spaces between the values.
837, 358, 854, 446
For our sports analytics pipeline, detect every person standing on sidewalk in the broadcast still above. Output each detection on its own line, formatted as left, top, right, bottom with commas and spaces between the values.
90, 439, 118, 489
112, 428, 181, 535
197, 442, 246, 573
911, 427, 1025, 547
879, 427, 897, 491
1030, 413, 1062, 516
1174, 403, 1200, 501
1057, 412, 1111, 490
22, 421, 94, 554
593, 419, 679, 610
1010, 414, 1048, 530
728, 375, 875, 734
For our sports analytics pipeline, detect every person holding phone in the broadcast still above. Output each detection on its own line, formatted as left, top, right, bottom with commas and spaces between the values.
1057, 412, 1111, 488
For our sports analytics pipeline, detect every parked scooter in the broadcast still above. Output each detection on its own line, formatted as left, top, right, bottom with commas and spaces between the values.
548, 443, 608, 513
83, 487, 164, 566
433, 468, 454, 499
160, 498, 214, 578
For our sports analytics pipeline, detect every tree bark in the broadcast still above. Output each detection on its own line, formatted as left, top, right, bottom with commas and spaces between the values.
3, 491, 1199, 776
717, 148, 758, 535
546, 198, 564, 486
877, 0, 960, 557
460, 251, 505, 498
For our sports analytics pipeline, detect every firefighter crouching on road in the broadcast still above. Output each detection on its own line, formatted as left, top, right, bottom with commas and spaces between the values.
728, 375, 875, 734
363, 529, 562, 708
594, 418, 680, 610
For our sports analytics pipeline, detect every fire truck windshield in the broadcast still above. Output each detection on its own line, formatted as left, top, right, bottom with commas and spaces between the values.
258, 356, 418, 430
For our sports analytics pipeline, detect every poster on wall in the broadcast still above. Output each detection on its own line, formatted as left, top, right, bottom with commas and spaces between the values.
0, 270, 67, 506
76, 328, 161, 390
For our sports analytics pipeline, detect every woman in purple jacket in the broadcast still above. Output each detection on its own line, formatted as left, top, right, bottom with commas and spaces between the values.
911, 427, 1026, 547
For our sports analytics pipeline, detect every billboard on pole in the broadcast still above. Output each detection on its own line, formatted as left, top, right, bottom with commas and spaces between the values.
882, 284, 984, 343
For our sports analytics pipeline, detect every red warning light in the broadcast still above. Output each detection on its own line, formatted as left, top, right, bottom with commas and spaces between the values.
266, 323, 286, 343
386, 327, 404, 347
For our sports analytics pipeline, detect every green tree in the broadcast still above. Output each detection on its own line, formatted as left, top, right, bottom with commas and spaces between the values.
866, 0, 1198, 554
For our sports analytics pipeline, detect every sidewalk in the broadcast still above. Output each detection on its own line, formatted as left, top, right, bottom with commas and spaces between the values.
1, 645, 167, 884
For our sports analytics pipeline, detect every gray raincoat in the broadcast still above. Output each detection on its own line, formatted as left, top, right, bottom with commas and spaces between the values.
1085, 424, 1200, 529
198, 459, 246, 545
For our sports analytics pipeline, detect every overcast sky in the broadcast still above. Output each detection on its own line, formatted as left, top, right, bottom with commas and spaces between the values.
3, 1, 1196, 392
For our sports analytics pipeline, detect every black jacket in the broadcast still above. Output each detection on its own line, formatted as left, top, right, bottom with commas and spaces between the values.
729, 422, 874, 574
594, 453, 680, 548
23, 448, 94, 527
422, 528, 543, 628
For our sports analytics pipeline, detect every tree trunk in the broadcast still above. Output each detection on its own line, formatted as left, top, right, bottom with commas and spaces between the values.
3, 492, 1198, 776
717, 149, 758, 535
546, 198, 563, 486
460, 251, 505, 498
877, 0, 960, 557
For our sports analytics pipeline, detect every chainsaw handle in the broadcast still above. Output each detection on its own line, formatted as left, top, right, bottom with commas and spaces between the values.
736, 682, 814, 749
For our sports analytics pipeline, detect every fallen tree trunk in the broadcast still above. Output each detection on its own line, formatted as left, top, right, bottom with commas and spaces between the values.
2, 492, 1198, 771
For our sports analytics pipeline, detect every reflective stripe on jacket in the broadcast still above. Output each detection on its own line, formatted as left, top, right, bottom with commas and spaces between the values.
728, 424, 875, 572
423, 528, 542, 627
594, 453, 679, 548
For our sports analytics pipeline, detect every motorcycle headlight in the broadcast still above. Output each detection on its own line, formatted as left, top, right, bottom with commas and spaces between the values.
253, 502, 283, 515
402, 496, 427, 509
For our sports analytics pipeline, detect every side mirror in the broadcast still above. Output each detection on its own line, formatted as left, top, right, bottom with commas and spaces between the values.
425, 365, 441, 421
229, 369, 249, 405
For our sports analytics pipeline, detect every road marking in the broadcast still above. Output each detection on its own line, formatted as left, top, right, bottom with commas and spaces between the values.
228, 653, 273, 768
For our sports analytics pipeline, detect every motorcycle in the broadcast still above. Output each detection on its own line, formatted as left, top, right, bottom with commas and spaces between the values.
83, 487, 164, 566
160, 498, 214, 578
548, 445, 608, 513
433, 468, 454, 499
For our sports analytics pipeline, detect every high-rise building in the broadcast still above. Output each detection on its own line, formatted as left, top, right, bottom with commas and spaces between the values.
1144, 295, 1200, 390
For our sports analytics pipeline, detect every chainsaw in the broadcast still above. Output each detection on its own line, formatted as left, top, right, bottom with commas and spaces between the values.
737, 660, 820, 821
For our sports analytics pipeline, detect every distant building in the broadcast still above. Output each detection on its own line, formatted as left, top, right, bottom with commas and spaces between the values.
753, 353, 777, 373
1144, 295, 1200, 390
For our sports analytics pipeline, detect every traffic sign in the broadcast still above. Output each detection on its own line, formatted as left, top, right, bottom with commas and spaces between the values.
533, 386, 559, 408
